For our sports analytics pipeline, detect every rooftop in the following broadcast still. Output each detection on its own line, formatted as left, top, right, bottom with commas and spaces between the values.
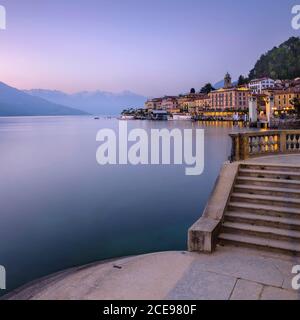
212, 87, 249, 93
250, 77, 274, 82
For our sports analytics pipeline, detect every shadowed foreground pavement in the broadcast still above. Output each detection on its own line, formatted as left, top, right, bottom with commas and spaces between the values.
4, 246, 300, 300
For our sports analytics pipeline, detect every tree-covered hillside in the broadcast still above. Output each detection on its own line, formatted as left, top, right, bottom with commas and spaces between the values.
249, 37, 300, 80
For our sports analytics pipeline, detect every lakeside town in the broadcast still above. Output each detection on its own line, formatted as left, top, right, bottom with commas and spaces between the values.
121, 72, 300, 129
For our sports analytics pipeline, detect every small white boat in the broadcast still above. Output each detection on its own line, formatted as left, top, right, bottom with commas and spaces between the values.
169, 114, 192, 121
119, 115, 135, 120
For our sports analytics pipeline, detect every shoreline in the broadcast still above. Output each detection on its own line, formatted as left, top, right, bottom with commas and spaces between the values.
1, 254, 137, 300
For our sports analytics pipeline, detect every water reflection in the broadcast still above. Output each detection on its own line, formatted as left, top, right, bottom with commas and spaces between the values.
0, 116, 257, 295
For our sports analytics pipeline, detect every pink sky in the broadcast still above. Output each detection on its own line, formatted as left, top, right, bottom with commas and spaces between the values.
0, 0, 298, 96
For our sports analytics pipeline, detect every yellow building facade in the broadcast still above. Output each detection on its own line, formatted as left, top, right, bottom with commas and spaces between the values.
194, 95, 211, 109
209, 87, 250, 110
274, 89, 300, 111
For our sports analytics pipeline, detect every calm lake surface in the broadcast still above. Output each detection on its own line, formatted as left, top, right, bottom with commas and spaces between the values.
0, 116, 255, 295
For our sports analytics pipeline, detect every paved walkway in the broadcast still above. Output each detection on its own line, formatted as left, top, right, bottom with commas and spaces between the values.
247, 154, 300, 165
4, 246, 300, 300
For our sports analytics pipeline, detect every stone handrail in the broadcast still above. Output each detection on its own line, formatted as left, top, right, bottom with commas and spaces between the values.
188, 162, 239, 253
230, 130, 300, 161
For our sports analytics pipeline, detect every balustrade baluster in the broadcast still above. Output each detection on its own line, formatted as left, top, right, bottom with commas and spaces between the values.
230, 131, 300, 161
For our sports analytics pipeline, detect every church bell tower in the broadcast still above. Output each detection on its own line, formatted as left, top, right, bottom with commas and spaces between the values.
224, 72, 232, 89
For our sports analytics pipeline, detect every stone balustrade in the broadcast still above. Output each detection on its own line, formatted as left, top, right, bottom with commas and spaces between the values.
230, 130, 300, 161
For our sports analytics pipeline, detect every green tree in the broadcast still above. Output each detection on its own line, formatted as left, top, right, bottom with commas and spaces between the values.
249, 37, 300, 80
200, 83, 215, 94
190, 88, 196, 94
238, 75, 249, 86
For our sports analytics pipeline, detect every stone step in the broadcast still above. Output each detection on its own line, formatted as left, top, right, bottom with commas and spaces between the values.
222, 221, 300, 241
239, 169, 300, 180
236, 176, 300, 189
225, 211, 300, 231
218, 233, 300, 256
231, 193, 300, 209
228, 202, 300, 218
234, 184, 300, 199
240, 163, 300, 173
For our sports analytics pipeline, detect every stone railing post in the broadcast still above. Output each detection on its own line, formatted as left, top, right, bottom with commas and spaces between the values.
280, 131, 287, 153
230, 134, 240, 162
241, 135, 249, 160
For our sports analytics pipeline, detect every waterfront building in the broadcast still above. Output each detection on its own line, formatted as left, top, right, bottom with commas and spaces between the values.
177, 95, 190, 111
210, 87, 250, 110
150, 110, 168, 120
187, 99, 196, 114
144, 98, 162, 110
249, 77, 275, 93
161, 96, 179, 110
273, 87, 300, 111
194, 94, 211, 110
176, 93, 201, 112
207, 72, 249, 111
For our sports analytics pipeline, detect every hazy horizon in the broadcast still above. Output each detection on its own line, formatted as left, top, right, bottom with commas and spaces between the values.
0, 0, 299, 96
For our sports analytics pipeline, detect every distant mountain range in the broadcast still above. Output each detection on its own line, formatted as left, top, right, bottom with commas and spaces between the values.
0, 82, 88, 117
24, 89, 147, 115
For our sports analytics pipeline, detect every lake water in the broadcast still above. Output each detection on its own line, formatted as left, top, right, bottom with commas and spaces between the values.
0, 116, 252, 295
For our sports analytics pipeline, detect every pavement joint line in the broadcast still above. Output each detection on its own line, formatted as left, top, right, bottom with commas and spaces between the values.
228, 277, 239, 300
191, 266, 237, 280
194, 266, 283, 289
268, 260, 285, 288
258, 285, 265, 300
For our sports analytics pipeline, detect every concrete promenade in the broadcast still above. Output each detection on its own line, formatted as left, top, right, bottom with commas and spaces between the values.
4, 246, 300, 300
248, 154, 300, 165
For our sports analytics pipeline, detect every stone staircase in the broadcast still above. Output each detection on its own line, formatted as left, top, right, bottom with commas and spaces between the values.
218, 163, 300, 256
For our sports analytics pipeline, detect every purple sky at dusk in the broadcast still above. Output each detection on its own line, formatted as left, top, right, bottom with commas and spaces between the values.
0, 0, 299, 97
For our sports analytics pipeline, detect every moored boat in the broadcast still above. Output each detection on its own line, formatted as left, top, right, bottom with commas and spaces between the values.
119, 115, 135, 120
